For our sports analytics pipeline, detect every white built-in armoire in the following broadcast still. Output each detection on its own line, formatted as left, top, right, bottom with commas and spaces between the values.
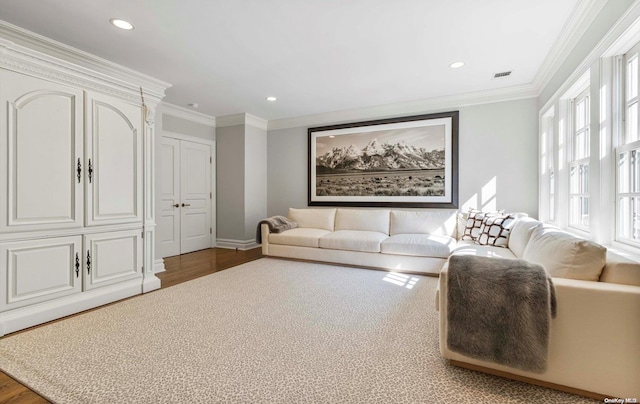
0, 24, 170, 336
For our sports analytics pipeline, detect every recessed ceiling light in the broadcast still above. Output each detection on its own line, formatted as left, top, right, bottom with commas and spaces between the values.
266, 96, 277, 102
187, 103, 199, 108
329, 136, 336, 138
449, 61, 465, 69
110, 18, 135, 30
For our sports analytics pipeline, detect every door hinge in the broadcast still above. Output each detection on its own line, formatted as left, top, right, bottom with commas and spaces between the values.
210, 192, 212, 199
210, 156, 212, 163
141, 231, 144, 239
210, 228, 212, 234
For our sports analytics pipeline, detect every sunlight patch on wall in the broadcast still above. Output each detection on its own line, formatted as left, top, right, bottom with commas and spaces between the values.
481, 176, 497, 212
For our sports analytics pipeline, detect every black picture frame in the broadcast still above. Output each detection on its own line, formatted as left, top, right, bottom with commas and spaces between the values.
308, 111, 458, 208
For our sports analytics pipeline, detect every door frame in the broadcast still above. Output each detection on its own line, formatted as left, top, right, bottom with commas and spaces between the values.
162, 131, 216, 250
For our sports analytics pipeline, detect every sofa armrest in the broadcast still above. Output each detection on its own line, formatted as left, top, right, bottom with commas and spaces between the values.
438, 265, 640, 397
261, 223, 270, 255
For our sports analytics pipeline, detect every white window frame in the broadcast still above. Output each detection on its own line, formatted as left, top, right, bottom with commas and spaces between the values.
568, 89, 590, 231
615, 42, 640, 246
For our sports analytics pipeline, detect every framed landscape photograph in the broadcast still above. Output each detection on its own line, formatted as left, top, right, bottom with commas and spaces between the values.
308, 111, 458, 208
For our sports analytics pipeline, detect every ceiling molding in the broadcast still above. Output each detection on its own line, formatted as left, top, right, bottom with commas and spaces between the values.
532, 0, 608, 94
216, 114, 246, 128
162, 103, 216, 127
216, 113, 268, 130
539, 0, 640, 113
268, 84, 537, 131
0, 20, 171, 101
245, 113, 268, 130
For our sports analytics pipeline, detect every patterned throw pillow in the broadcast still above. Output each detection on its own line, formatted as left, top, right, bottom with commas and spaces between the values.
476, 214, 516, 247
462, 209, 501, 241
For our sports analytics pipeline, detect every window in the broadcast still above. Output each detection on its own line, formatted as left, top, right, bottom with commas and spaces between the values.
540, 112, 555, 222
617, 46, 640, 244
569, 90, 590, 230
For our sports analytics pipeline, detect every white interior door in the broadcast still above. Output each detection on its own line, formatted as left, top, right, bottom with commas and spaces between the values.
180, 141, 212, 253
159, 137, 181, 257
159, 136, 212, 257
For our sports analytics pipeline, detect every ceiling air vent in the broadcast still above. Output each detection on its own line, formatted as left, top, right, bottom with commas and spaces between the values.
493, 71, 512, 79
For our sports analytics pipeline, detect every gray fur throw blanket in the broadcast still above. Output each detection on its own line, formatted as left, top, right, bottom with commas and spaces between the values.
447, 255, 557, 373
256, 216, 298, 243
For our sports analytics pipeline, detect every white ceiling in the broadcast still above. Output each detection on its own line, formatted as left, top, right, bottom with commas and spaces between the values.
0, 0, 586, 121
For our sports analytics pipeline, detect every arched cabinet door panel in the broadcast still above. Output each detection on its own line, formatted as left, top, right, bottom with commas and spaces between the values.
85, 92, 143, 226
0, 69, 84, 232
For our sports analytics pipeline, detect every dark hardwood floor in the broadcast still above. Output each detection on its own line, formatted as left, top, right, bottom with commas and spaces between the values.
0, 247, 263, 404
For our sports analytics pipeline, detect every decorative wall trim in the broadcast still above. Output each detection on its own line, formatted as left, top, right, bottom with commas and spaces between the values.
268, 84, 537, 131
162, 102, 216, 127
0, 21, 170, 103
153, 259, 166, 273
216, 238, 260, 251
532, 0, 609, 93
539, 0, 640, 112
217, 113, 268, 130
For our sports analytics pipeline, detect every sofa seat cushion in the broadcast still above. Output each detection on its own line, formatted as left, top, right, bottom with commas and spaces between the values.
452, 240, 517, 259
318, 230, 388, 253
269, 228, 332, 248
380, 234, 455, 258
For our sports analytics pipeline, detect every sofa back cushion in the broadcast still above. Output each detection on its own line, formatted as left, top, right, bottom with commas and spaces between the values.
288, 208, 336, 231
522, 226, 606, 281
508, 217, 542, 258
599, 253, 640, 286
335, 209, 390, 234
389, 210, 457, 237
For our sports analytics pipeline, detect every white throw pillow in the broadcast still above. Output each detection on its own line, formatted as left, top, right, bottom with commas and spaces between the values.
522, 226, 606, 281
287, 208, 336, 231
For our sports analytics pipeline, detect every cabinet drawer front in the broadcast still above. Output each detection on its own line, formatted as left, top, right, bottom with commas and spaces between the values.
0, 69, 84, 233
0, 236, 82, 312
84, 230, 142, 290
86, 93, 142, 226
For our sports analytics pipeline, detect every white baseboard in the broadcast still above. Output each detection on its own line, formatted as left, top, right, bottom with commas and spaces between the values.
153, 258, 166, 273
0, 279, 142, 337
216, 238, 260, 251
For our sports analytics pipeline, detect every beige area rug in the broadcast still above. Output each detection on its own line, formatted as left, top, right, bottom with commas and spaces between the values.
0, 258, 595, 403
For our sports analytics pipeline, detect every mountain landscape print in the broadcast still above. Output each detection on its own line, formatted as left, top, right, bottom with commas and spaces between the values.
314, 124, 447, 198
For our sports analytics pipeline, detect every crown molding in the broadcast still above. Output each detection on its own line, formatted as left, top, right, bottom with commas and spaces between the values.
216, 113, 268, 130
532, 0, 608, 94
162, 103, 216, 127
0, 20, 171, 102
268, 84, 537, 131
539, 0, 640, 112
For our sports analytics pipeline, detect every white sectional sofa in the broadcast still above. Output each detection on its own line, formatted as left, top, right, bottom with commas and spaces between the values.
262, 208, 640, 398
438, 216, 640, 399
261, 208, 458, 274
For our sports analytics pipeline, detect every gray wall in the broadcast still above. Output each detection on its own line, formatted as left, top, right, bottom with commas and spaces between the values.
244, 125, 268, 240
163, 114, 216, 141
267, 98, 539, 218
216, 125, 246, 240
